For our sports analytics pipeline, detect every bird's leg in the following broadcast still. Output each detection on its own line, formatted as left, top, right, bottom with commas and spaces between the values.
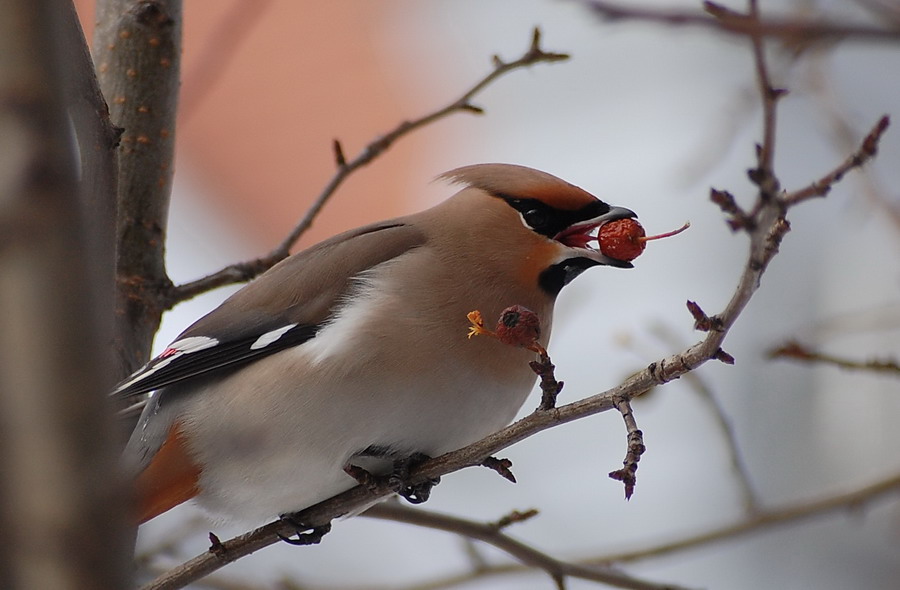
344, 449, 440, 503
390, 452, 440, 505
276, 515, 332, 546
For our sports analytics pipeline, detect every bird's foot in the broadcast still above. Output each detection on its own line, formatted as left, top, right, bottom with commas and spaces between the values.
390, 452, 440, 505
276, 515, 331, 546
344, 452, 440, 504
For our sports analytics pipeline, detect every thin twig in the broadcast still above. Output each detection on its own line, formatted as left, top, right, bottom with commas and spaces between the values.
489, 508, 540, 530
768, 340, 900, 375
608, 398, 645, 500
782, 115, 891, 206
747, 0, 783, 199
584, 1, 900, 44
533, 352, 564, 411
166, 27, 569, 307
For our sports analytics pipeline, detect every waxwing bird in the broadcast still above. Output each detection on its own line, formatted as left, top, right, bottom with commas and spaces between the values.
115, 163, 637, 525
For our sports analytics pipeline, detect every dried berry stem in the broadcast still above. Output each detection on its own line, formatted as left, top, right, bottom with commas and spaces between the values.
638, 221, 690, 243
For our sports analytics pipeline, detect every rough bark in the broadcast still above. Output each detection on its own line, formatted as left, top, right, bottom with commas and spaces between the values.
93, 0, 182, 376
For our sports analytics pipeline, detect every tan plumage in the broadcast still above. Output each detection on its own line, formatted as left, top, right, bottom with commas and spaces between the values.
115, 164, 636, 523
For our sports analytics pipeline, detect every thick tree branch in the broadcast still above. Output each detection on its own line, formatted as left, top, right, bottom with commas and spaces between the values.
166, 27, 569, 306
0, 2, 130, 587
93, 0, 183, 377
60, 2, 120, 377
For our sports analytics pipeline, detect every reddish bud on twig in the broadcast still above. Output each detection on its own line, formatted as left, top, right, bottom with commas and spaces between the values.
208, 532, 226, 557
686, 300, 723, 332
481, 456, 517, 484
332, 139, 347, 168
714, 348, 736, 365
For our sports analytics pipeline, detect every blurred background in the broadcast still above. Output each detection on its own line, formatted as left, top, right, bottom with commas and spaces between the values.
74, 1, 900, 588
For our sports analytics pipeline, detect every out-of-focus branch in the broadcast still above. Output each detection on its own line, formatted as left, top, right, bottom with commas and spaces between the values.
218, 470, 900, 590
595, 471, 900, 564
93, 0, 183, 378
768, 340, 900, 375
362, 503, 693, 590
747, 0, 783, 200
167, 27, 569, 306
0, 2, 131, 588
60, 2, 120, 379
585, 1, 900, 45
357, 472, 900, 590
856, 0, 900, 28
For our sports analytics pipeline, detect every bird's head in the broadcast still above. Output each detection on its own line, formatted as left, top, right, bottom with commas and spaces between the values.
435, 163, 637, 297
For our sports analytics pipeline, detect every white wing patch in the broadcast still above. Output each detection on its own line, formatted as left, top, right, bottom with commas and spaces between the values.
112, 336, 219, 394
250, 323, 298, 350
166, 336, 220, 354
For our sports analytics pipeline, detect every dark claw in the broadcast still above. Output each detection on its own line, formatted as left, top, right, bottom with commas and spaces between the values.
390, 453, 440, 505
276, 515, 331, 546
398, 476, 441, 504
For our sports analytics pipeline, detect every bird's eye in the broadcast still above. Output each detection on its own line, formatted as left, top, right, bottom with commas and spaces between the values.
523, 208, 549, 230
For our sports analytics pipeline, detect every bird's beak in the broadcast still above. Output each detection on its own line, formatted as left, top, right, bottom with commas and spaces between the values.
553, 206, 637, 268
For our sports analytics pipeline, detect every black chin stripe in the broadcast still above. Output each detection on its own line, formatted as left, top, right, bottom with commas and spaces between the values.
538, 258, 600, 296
498, 195, 611, 238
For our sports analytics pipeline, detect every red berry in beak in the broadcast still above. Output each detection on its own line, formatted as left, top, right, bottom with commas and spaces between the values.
597, 219, 690, 262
